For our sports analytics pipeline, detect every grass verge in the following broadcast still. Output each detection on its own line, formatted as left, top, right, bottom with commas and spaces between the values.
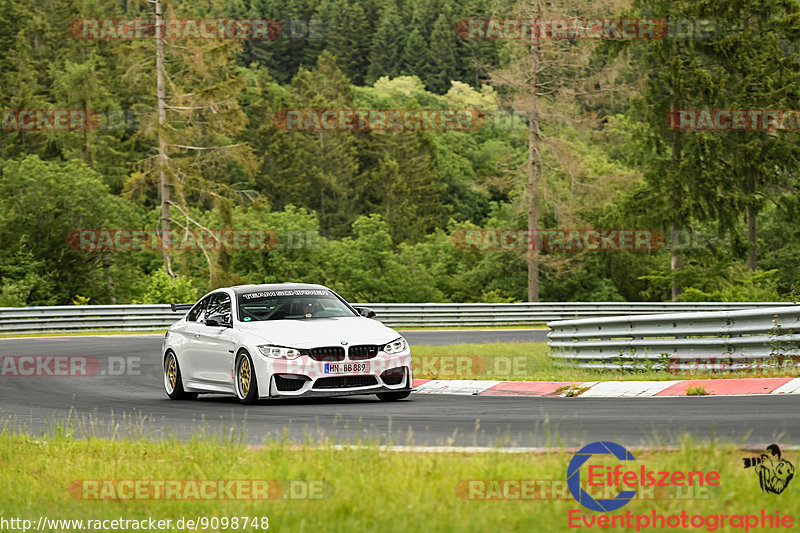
397, 324, 549, 331
1, 430, 796, 533
411, 342, 800, 382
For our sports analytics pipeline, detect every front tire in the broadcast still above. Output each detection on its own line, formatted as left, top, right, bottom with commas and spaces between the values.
235, 351, 259, 404
376, 391, 411, 401
164, 351, 196, 400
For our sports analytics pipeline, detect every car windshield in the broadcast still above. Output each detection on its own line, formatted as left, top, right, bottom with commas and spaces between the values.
236, 289, 357, 322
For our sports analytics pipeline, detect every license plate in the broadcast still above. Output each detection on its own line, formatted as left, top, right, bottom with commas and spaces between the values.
324, 362, 370, 374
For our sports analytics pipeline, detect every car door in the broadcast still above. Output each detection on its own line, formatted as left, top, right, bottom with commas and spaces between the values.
174, 295, 210, 385
193, 292, 237, 391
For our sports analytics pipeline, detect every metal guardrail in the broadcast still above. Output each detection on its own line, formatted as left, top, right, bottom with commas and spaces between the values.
361, 302, 789, 328
0, 305, 180, 334
547, 306, 800, 370
0, 301, 792, 334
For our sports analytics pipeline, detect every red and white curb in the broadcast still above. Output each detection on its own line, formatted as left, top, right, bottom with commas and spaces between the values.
411, 377, 800, 397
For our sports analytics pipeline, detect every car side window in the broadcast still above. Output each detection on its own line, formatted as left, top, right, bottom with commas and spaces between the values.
186, 297, 209, 322
205, 293, 232, 323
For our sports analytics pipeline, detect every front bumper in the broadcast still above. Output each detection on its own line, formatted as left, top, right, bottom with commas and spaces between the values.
253, 352, 412, 399
268, 383, 414, 399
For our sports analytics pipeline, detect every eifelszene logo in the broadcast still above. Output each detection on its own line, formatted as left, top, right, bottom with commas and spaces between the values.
567, 441, 721, 512
743, 444, 795, 495
568, 441, 637, 512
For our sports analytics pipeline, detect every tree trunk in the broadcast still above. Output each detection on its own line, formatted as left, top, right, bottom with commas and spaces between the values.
670, 225, 683, 301
526, 0, 543, 303
82, 98, 92, 166
669, 54, 682, 301
527, 111, 540, 302
155, 0, 175, 276
102, 255, 116, 304
747, 169, 757, 271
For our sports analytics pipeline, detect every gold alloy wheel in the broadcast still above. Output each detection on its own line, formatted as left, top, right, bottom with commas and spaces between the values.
239, 357, 251, 397
167, 355, 177, 391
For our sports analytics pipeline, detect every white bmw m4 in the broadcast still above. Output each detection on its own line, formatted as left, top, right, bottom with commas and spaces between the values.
162, 283, 413, 404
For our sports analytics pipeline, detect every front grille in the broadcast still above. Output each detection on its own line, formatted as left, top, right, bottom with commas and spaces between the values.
381, 367, 405, 386
313, 376, 378, 390
303, 346, 345, 362
348, 345, 379, 360
274, 374, 308, 392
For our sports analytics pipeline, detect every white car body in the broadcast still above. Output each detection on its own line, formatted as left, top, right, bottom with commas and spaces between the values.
162, 283, 413, 403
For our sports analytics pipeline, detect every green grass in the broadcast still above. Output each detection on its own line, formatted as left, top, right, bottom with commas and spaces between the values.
411, 342, 800, 382
397, 324, 549, 331
1, 430, 795, 533
687, 386, 710, 396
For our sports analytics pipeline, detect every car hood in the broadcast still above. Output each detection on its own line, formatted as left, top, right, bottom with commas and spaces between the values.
236, 316, 402, 348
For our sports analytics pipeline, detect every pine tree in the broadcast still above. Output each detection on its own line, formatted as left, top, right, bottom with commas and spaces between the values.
257, 52, 361, 238
427, 13, 458, 94
357, 131, 448, 243
365, 1, 405, 84
324, 0, 371, 84
699, 0, 800, 271
401, 27, 429, 80
118, 0, 255, 280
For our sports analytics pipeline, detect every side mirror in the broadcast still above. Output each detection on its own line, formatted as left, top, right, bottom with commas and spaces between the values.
354, 307, 376, 319
206, 314, 232, 328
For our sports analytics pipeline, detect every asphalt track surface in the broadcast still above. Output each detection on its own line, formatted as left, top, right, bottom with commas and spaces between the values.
1, 335, 797, 447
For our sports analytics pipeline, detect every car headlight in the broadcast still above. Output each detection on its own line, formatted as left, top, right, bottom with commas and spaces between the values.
258, 345, 302, 359
382, 337, 407, 354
